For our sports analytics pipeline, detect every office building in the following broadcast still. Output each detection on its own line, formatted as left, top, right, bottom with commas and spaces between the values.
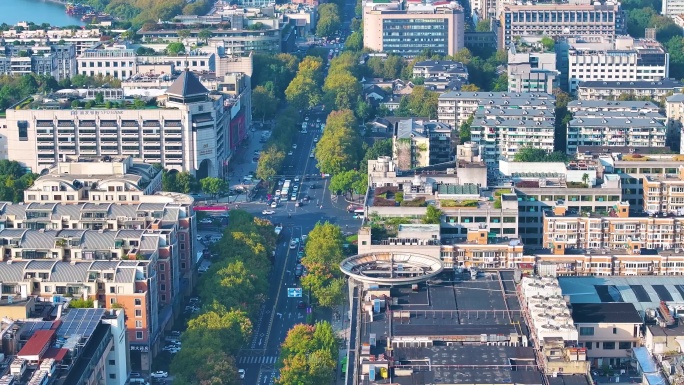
507, 36, 559, 94
665, 94, 684, 153
2, 70, 231, 178
0, 43, 76, 80
567, 115, 667, 154
562, 36, 669, 95
499, 2, 625, 47
437, 91, 555, 127
577, 79, 684, 101
363, 1, 465, 57
1, 25, 102, 55
392, 119, 453, 168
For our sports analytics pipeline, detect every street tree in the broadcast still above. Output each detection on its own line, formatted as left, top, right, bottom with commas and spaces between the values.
166, 42, 185, 55
252, 86, 278, 121
200, 177, 228, 198
315, 109, 362, 175
256, 146, 285, 184
423, 205, 442, 224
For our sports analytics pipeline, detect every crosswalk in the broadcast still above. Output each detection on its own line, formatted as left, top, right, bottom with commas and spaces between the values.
238, 355, 278, 364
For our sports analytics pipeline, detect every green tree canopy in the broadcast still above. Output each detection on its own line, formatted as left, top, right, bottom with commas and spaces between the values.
315, 109, 362, 175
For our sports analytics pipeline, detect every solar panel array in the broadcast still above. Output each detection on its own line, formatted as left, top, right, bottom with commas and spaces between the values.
21, 321, 53, 336
57, 308, 106, 338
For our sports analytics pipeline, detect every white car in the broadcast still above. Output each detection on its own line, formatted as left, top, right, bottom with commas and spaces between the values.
291, 195, 297, 201
304, 116, 309, 121
262, 210, 275, 215
314, 137, 319, 143
292, 144, 298, 149
302, 235, 308, 242
287, 151, 293, 156
238, 369, 246, 379
151, 371, 168, 378
309, 152, 315, 158
316, 118, 321, 123
271, 201, 278, 208
275, 190, 281, 196
289, 240, 297, 249
196, 235, 202, 241
294, 176, 300, 182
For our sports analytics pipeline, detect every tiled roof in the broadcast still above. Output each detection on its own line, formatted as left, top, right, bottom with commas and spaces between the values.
114, 268, 135, 283
140, 235, 159, 251
166, 69, 208, 98
49, 262, 90, 282
22, 231, 60, 249
25, 260, 57, 271
81, 231, 117, 250
0, 261, 29, 282
138, 203, 167, 211
89, 261, 120, 271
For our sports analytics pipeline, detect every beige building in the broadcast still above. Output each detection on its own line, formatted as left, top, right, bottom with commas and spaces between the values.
571, 303, 642, 368
642, 168, 684, 214
534, 249, 684, 276
363, 2, 465, 57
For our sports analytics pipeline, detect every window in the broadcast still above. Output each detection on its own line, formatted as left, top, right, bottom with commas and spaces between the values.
135, 321, 143, 328
160, 264, 165, 271
160, 284, 166, 291
109, 360, 115, 365
109, 374, 117, 379
18, 121, 28, 141
135, 299, 141, 306
613, 327, 617, 334
135, 309, 142, 317
27, 195, 36, 200
136, 331, 143, 339
579, 327, 594, 336
160, 273, 166, 281
44, 286, 52, 292
619, 342, 631, 349
181, 262, 186, 269
603, 342, 615, 350
161, 294, 166, 302
585, 342, 592, 350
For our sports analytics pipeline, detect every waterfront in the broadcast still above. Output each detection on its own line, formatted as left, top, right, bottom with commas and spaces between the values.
2, 0, 84, 27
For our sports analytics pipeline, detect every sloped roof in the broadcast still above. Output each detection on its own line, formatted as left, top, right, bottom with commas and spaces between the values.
166, 70, 208, 98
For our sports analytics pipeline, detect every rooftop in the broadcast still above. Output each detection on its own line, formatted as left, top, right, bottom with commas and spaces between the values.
570, 303, 642, 324
578, 79, 684, 89
558, 276, 684, 316
570, 116, 665, 128
568, 100, 660, 110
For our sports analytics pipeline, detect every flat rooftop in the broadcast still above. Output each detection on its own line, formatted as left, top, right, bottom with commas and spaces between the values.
391, 345, 542, 385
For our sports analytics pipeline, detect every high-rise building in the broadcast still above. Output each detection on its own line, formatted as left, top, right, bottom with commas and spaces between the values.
662, 0, 684, 16
363, 1, 465, 57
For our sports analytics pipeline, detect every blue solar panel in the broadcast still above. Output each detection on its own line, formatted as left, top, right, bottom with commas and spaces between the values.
57, 308, 106, 338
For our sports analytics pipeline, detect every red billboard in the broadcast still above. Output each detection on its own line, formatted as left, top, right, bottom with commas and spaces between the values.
194, 205, 230, 212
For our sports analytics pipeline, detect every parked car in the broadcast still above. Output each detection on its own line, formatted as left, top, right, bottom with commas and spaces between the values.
238, 369, 246, 379
151, 371, 168, 379
262, 210, 275, 215
295, 264, 304, 277
297, 301, 306, 309
289, 240, 298, 249
271, 201, 278, 208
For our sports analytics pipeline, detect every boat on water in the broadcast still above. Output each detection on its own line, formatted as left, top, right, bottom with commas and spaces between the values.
65, 3, 93, 16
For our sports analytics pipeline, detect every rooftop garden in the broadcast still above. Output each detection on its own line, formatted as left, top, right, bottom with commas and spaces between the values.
621, 154, 651, 161
440, 199, 478, 208
373, 186, 427, 207
493, 188, 511, 209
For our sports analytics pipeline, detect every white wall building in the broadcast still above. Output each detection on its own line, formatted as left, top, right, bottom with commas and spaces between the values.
567, 115, 667, 154
564, 36, 669, 95
1, 70, 228, 178
507, 37, 559, 94
662, 0, 684, 16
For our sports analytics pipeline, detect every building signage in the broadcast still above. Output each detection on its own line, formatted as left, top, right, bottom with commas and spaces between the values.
130, 345, 149, 352
70, 110, 124, 116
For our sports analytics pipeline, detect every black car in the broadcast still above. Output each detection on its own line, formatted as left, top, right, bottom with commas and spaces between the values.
295, 264, 304, 278
297, 301, 306, 309
309, 184, 318, 189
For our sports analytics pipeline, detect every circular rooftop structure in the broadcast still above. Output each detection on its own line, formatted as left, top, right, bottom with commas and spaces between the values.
340, 252, 444, 285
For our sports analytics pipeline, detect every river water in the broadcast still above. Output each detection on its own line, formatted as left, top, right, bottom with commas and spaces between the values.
2, 0, 84, 27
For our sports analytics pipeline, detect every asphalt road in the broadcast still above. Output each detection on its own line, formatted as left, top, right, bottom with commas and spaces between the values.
236, 123, 361, 385
235, 2, 360, 382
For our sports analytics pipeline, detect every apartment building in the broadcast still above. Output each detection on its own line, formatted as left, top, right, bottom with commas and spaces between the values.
642, 168, 684, 213
470, 117, 555, 171
23, 156, 162, 204
577, 79, 684, 101
392, 118, 453, 168
507, 36, 559, 94
543, 201, 684, 252
662, 0, 684, 16
0, 43, 76, 80
561, 36, 669, 95
499, 2, 625, 47
501, 160, 622, 248
568, 99, 661, 114
363, 2, 465, 57
534, 248, 684, 276
412, 60, 469, 81
2, 70, 230, 178
571, 303, 642, 368
437, 91, 555, 127
567, 115, 667, 154
1, 26, 102, 55
665, 94, 684, 153
356, 222, 527, 270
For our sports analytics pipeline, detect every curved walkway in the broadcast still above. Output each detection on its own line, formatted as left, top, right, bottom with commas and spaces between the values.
339, 252, 444, 285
